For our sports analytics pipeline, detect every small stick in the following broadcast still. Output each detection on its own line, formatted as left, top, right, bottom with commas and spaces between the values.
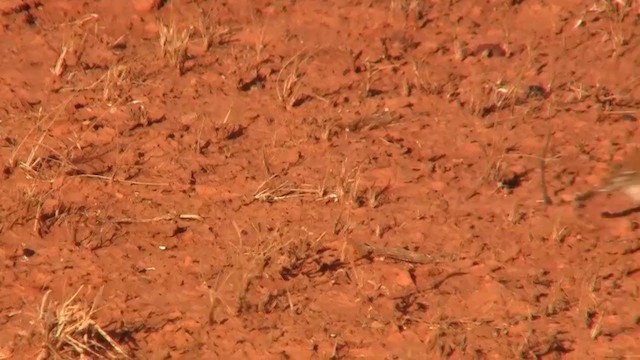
112, 215, 173, 223
179, 214, 204, 221
539, 127, 552, 205
74, 174, 169, 186
602, 110, 637, 115
261, 148, 272, 177
113, 213, 203, 224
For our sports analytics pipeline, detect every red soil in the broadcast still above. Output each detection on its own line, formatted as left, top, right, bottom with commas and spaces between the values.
1, 0, 639, 358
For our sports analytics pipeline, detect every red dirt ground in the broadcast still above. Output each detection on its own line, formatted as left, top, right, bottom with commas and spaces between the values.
1, 0, 639, 359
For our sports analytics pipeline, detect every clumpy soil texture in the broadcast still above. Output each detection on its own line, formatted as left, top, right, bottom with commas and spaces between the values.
1, 0, 640, 359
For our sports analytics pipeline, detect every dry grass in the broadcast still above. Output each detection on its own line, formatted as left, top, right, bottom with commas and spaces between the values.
228, 222, 291, 314
221, 219, 329, 317
465, 76, 528, 119
334, 163, 362, 206
253, 174, 322, 203
194, 7, 233, 52
36, 286, 130, 359
101, 64, 131, 104
599, 0, 633, 24
158, 21, 192, 75
50, 43, 70, 78
276, 50, 311, 110
453, 39, 469, 61
7, 98, 74, 180
0, 1, 636, 358
581, 0, 634, 57
490, 79, 522, 113
361, 62, 399, 98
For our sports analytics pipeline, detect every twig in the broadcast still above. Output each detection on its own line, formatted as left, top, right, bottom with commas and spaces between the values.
539, 127, 552, 205
112, 213, 203, 224
603, 110, 637, 115
73, 174, 169, 186
179, 214, 205, 221
8, 97, 74, 169
112, 215, 173, 224
51, 45, 69, 77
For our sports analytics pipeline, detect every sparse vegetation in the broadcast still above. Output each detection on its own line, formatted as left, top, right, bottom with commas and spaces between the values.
276, 49, 312, 110
158, 21, 192, 75
1, 0, 639, 358
36, 287, 131, 359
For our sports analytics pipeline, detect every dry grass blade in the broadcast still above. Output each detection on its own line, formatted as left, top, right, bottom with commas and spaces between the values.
112, 213, 204, 224
50, 43, 69, 78
228, 221, 298, 314
159, 21, 193, 75
102, 64, 130, 103
539, 127, 552, 205
38, 286, 131, 359
465, 151, 506, 200
490, 79, 523, 112
8, 97, 74, 178
276, 49, 311, 110
253, 174, 320, 202
194, 6, 234, 52
74, 174, 170, 186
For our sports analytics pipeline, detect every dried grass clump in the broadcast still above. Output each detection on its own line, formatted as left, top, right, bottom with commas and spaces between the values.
37, 286, 130, 360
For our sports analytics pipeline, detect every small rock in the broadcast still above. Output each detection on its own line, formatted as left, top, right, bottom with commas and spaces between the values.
22, 248, 35, 258
473, 43, 507, 58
